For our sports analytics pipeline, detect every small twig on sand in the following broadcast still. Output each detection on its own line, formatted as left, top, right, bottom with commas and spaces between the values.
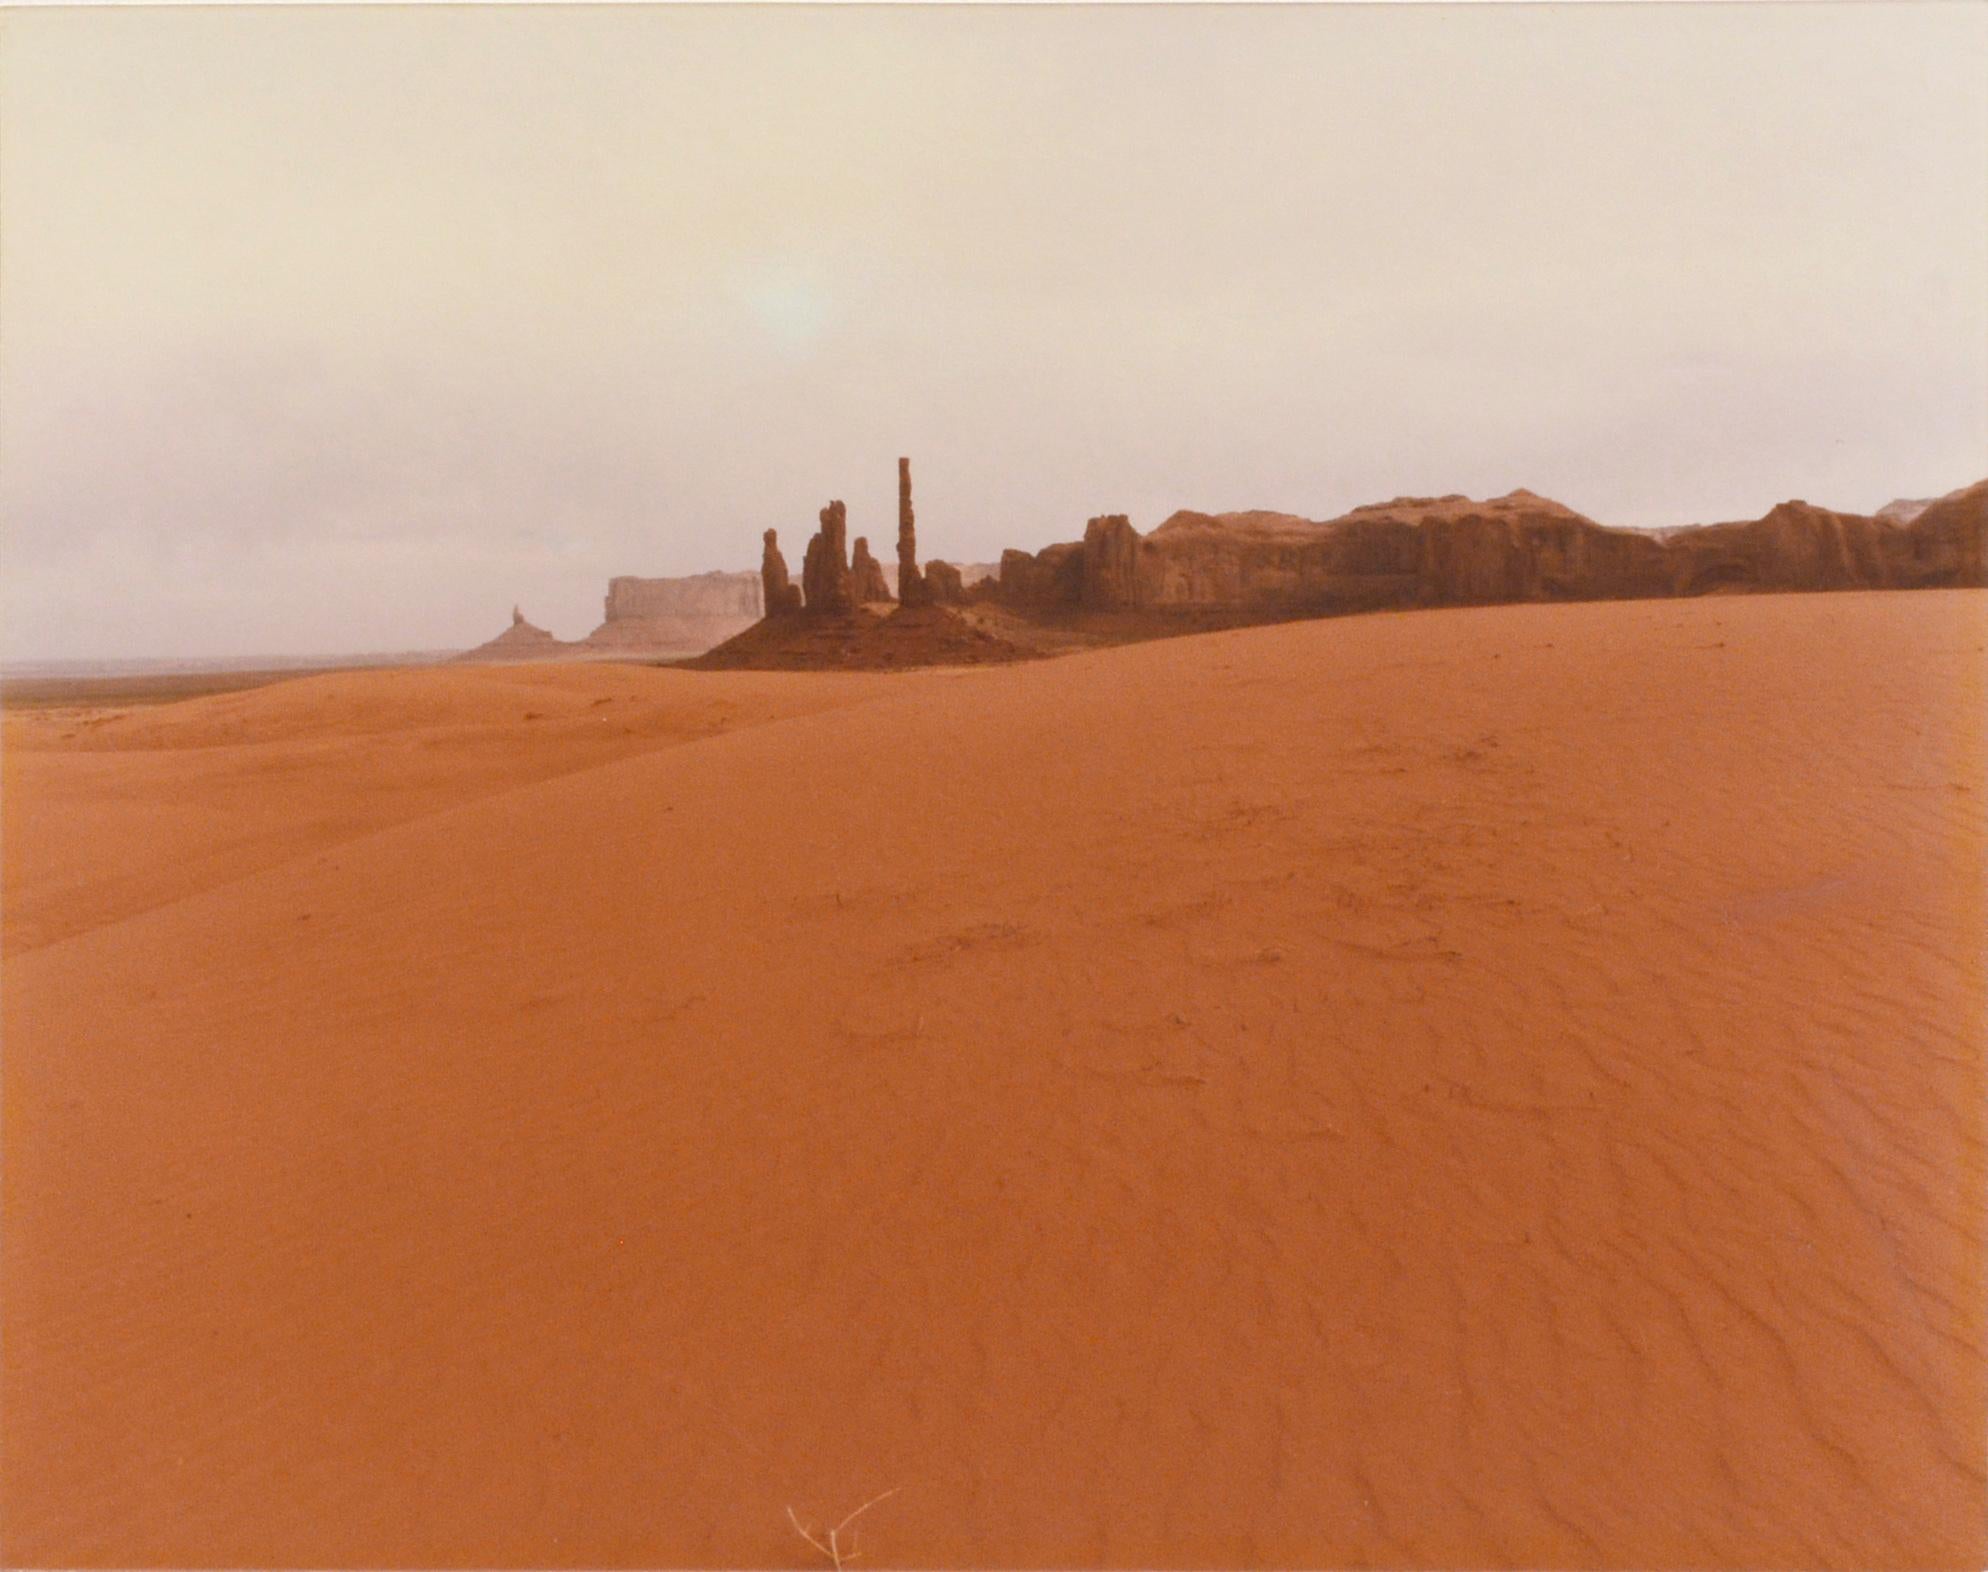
787, 1487, 903, 1569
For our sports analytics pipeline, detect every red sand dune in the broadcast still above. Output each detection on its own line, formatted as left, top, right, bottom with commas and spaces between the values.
0, 662, 907, 953
3, 590, 1984, 1567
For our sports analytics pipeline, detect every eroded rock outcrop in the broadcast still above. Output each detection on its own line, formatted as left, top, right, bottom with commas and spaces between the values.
1885, 478, 1987, 587
992, 480, 1988, 619
1659, 488, 1986, 595
897, 457, 930, 609
761, 530, 803, 618
716, 463, 1985, 670
1001, 492, 1655, 614
851, 537, 895, 604
878, 560, 996, 598
1658, 502, 1889, 595
1411, 493, 1670, 605
924, 560, 966, 604
999, 542, 1086, 608
802, 500, 855, 614
759, 457, 986, 620
459, 607, 571, 661
1081, 515, 1141, 609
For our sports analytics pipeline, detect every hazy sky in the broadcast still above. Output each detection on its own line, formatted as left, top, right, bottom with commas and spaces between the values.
3, 3, 1985, 659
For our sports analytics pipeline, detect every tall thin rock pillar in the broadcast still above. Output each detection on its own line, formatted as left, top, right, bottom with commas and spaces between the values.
897, 457, 929, 608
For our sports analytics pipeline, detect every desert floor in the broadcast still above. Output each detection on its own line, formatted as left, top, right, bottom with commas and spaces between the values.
3, 590, 1983, 1568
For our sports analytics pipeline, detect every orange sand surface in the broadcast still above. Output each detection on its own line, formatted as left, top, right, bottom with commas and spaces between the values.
3, 591, 1984, 1567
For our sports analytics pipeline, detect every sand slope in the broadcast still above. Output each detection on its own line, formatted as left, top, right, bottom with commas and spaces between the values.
1, 662, 909, 951
3, 591, 1983, 1567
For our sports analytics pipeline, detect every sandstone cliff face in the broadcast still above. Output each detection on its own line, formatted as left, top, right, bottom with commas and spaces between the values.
1892, 479, 1987, 586
603, 571, 761, 623
1659, 503, 1898, 594
1661, 486, 1986, 594
1412, 497, 1670, 605
993, 481, 1988, 618
1081, 515, 1142, 609
1001, 492, 1655, 613
1130, 508, 1411, 610
585, 569, 764, 653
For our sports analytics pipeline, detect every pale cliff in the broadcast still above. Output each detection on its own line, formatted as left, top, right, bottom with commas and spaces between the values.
582, 570, 763, 652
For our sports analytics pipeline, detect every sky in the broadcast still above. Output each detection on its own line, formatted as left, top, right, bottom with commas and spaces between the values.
3, 3, 1985, 660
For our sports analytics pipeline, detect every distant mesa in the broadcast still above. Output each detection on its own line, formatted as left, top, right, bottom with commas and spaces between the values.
584, 571, 762, 651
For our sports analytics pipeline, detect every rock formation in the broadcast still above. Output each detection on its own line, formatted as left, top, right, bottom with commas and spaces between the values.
734, 458, 1985, 667
999, 542, 1086, 606
1656, 484, 1984, 595
583, 570, 763, 652
924, 560, 966, 604
1658, 502, 1893, 596
874, 560, 996, 599
459, 607, 570, 661
802, 500, 855, 614
599, 571, 761, 624
761, 530, 802, 618
1898, 478, 1988, 585
715, 463, 1985, 671
897, 457, 930, 609
1408, 492, 1669, 605
741, 458, 1002, 626
1080, 515, 1142, 609
851, 537, 895, 604
993, 481, 1988, 618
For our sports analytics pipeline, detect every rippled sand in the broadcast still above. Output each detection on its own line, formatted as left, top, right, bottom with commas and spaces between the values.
3, 590, 1982, 1566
